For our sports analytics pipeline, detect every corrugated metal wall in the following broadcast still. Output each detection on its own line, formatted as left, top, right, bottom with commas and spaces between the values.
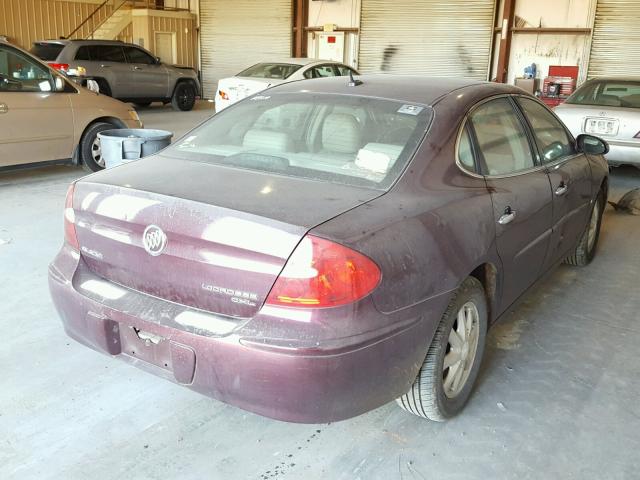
588, 0, 640, 78
0, 0, 114, 49
147, 14, 196, 67
359, 0, 496, 80
116, 22, 133, 44
200, 0, 292, 99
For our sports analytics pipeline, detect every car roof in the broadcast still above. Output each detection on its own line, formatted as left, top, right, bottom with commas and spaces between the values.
266, 74, 518, 106
250, 58, 343, 66
585, 77, 640, 83
33, 39, 130, 46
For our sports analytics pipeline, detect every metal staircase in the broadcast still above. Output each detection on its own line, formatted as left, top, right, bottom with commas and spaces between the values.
66, 1, 192, 41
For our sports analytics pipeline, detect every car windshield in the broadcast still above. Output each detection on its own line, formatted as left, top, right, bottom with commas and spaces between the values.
29, 43, 64, 61
237, 63, 304, 80
566, 80, 640, 109
166, 93, 432, 190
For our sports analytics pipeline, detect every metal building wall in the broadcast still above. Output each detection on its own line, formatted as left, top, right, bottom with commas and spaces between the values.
588, 0, 640, 78
358, 0, 496, 80
199, 0, 292, 99
0, 0, 114, 50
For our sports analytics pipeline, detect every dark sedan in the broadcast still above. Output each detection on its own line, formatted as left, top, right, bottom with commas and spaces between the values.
49, 76, 609, 423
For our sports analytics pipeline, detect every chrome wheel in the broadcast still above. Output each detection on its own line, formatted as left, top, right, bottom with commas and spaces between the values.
587, 200, 600, 251
91, 137, 104, 168
443, 301, 480, 398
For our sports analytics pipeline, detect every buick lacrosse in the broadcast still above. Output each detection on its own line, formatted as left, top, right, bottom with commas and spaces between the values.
49, 76, 609, 423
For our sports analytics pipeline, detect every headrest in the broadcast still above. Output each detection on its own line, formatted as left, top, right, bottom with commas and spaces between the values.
322, 113, 362, 154
243, 129, 293, 152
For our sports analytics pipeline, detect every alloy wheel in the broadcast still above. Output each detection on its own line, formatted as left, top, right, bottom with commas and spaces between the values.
91, 137, 104, 168
587, 200, 600, 251
443, 301, 480, 398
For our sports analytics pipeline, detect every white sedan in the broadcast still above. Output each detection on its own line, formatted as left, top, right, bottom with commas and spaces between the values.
215, 58, 358, 112
555, 78, 640, 167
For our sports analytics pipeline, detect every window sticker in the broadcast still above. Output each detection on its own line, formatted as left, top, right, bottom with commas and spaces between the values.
397, 104, 424, 115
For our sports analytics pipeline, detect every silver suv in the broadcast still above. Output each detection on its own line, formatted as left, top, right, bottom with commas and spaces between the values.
30, 39, 200, 111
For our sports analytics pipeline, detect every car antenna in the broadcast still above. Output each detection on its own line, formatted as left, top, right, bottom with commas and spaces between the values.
348, 70, 362, 87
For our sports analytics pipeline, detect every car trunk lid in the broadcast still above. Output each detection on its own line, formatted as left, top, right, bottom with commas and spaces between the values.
72, 155, 382, 318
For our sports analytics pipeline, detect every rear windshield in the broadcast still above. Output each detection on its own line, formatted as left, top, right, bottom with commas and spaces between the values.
30, 43, 64, 61
237, 63, 303, 80
566, 80, 640, 109
166, 93, 432, 190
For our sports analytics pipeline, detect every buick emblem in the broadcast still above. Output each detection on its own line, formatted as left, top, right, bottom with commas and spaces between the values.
143, 225, 167, 256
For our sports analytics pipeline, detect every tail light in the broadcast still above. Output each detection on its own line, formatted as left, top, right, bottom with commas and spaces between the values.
265, 235, 381, 308
48, 63, 69, 72
64, 184, 79, 251
218, 90, 229, 100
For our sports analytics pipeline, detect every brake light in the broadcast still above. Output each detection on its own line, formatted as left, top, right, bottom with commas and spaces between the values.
218, 90, 229, 100
64, 184, 79, 251
265, 235, 381, 308
48, 63, 69, 72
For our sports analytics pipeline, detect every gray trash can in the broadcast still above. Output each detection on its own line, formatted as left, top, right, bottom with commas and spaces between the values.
98, 129, 173, 169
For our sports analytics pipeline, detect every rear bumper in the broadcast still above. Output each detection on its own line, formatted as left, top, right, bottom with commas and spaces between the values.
49, 247, 447, 423
605, 142, 640, 166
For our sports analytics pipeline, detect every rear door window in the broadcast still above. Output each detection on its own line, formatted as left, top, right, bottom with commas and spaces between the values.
94, 45, 126, 63
124, 47, 155, 64
469, 98, 536, 175
74, 46, 91, 61
336, 65, 356, 76
304, 65, 338, 79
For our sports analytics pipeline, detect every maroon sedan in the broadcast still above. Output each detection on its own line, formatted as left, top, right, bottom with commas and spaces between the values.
49, 76, 609, 423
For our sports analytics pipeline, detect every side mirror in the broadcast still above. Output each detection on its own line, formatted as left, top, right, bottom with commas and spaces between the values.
155, 56, 161, 65
576, 134, 609, 155
54, 76, 65, 92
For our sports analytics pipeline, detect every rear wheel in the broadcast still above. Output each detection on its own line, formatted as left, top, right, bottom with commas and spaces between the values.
171, 82, 196, 111
80, 122, 115, 172
397, 276, 487, 421
565, 190, 604, 266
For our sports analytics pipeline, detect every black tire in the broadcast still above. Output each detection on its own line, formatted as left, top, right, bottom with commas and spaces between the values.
397, 276, 488, 421
96, 79, 112, 97
80, 122, 115, 172
171, 82, 196, 111
134, 102, 151, 108
565, 190, 604, 266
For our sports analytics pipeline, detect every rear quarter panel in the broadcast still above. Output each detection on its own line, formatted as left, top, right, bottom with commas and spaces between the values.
313, 84, 504, 318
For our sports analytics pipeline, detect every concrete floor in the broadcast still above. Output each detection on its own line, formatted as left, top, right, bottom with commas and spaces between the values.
1, 103, 639, 479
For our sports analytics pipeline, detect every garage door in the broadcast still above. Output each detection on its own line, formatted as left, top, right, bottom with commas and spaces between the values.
200, 0, 292, 99
588, 0, 640, 78
358, 0, 496, 80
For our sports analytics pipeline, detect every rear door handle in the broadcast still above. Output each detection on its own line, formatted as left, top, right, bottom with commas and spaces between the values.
133, 66, 142, 70
100, 64, 111, 68
555, 183, 568, 196
498, 207, 516, 225
0, 103, 8, 114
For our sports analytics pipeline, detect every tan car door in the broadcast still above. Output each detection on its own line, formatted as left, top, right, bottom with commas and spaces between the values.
0, 44, 74, 168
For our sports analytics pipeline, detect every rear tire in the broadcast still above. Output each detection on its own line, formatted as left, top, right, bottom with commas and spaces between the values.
397, 276, 487, 421
171, 82, 196, 111
80, 122, 115, 172
565, 190, 604, 266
